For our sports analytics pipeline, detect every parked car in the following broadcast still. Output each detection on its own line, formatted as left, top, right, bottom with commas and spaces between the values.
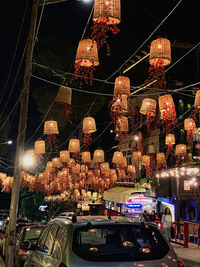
0, 217, 32, 258
15, 224, 45, 267
24, 213, 185, 267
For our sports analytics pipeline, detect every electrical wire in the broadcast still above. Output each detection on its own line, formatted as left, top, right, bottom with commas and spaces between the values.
105, 0, 183, 81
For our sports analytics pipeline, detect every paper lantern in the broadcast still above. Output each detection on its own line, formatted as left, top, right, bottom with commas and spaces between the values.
122, 157, 127, 168
116, 116, 128, 132
72, 164, 81, 174
149, 38, 171, 66
184, 118, 196, 131
93, 149, 104, 163
175, 144, 187, 155
35, 140, 45, 154
52, 158, 62, 168
68, 139, 80, 153
132, 151, 142, 162
142, 155, 150, 165
165, 134, 175, 145
46, 161, 53, 171
81, 151, 91, 163
83, 117, 97, 133
112, 151, 123, 165
114, 76, 130, 96
156, 153, 166, 164
127, 164, 136, 173
55, 86, 72, 105
194, 90, 200, 109
159, 94, 176, 120
93, 0, 121, 25
100, 162, 110, 172
60, 150, 70, 162
75, 39, 99, 67
148, 143, 156, 154
140, 98, 157, 116
43, 120, 59, 135
112, 95, 128, 114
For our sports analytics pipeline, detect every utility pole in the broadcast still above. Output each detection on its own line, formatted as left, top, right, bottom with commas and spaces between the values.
6, 1, 40, 266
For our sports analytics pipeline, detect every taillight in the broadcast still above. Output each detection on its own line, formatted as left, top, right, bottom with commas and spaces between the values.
58, 264, 67, 267
178, 260, 186, 267
19, 249, 29, 254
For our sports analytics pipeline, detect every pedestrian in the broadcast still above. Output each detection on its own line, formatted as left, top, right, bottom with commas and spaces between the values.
161, 207, 172, 241
150, 210, 156, 222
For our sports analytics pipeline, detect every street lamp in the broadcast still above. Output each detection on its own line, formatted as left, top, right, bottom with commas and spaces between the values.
0, 140, 13, 145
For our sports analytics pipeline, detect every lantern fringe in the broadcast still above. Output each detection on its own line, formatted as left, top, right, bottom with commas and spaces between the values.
82, 132, 92, 151
145, 164, 151, 179
71, 60, 96, 87
91, 19, 120, 56
58, 103, 72, 123
187, 130, 193, 149
45, 134, 57, 151
161, 108, 177, 133
147, 59, 166, 90
166, 143, 174, 158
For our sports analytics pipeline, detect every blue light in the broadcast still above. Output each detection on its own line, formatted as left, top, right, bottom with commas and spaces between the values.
126, 204, 142, 209
179, 99, 183, 103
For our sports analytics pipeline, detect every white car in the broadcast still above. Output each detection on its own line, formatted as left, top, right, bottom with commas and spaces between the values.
24, 213, 185, 267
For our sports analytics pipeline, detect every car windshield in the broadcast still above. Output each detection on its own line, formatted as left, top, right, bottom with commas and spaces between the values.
73, 224, 169, 262
24, 227, 43, 240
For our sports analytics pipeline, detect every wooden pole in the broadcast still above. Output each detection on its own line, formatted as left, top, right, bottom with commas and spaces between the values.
6, 1, 40, 266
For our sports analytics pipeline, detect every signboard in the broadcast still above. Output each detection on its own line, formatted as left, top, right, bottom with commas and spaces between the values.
126, 203, 142, 209
126, 197, 157, 204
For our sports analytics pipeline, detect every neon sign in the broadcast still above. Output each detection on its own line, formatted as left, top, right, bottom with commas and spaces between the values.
126, 197, 157, 204
126, 204, 142, 209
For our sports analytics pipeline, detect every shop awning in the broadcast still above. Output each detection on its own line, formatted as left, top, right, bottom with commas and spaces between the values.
103, 186, 147, 203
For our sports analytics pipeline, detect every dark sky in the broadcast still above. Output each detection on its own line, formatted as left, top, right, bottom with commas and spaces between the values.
0, 0, 199, 168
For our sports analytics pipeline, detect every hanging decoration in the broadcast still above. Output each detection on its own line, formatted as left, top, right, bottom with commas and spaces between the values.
159, 94, 177, 133
60, 150, 70, 164
142, 155, 151, 178
35, 140, 45, 165
68, 138, 80, 161
55, 86, 72, 122
140, 98, 157, 130
91, 0, 120, 55
115, 116, 129, 143
72, 39, 99, 87
147, 38, 171, 90
165, 134, 175, 157
43, 120, 59, 150
82, 116, 97, 151
93, 149, 105, 165
156, 153, 167, 170
175, 144, 187, 166
184, 118, 196, 148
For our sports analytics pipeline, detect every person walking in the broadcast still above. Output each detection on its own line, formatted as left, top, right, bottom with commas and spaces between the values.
162, 207, 172, 241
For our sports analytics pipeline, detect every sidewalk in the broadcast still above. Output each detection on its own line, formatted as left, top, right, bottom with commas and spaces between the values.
0, 257, 5, 267
171, 242, 200, 267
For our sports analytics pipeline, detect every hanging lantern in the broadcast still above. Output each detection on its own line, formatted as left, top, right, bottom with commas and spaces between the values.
116, 116, 128, 132
72, 39, 99, 87
55, 86, 72, 122
132, 151, 142, 162
156, 153, 167, 170
127, 164, 136, 182
148, 143, 156, 154
114, 76, 130, 96
175, 144, 187, 166
127, 164, 136, 173
60, 150, 70, 163
112, 151, 123, 165
194, 90, 200, 109
184, 118, 196, 148
159, 94, 177, 133
68, 139, 80, 153
112, 95, 128, 114
92, 0, 120, 54
35, 140, 45, 154
72, 164, 81, 174
142, 155, 151, 179
140, 98, 157, 130
100, 162, 110, 172
81, 151, 91, 164
122, 157, 127, 168
82, 117, 97, 151
43, 120, 59, 149
93, 149, 104, 164
46, 161, 53, 171
165, 134, 175, 157
52, 158, 62, 168
149, 38, 171, 66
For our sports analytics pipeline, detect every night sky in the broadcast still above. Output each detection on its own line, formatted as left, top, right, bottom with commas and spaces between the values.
0, 0, 199, 207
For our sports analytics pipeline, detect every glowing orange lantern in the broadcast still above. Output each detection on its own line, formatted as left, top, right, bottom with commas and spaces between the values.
184, 118, 196, 148
165, 134, 175, 157
116, 116, 128, 132
52, 158, 62, 168
175, 144, 187, 155
93, 149, 104, 163
56, 86, 72, 105
140, 98, 157, 129
43, 120, 59, 135
142, 155, 151, 178
156, 153, 167, 169
81, 151, 91, 163
132, 151, 142, 162
114, 76, 130, 96
60, 150, 70, 162
194, 90, 200, 109
35, 140, 45, 154
112, 151, 123, 165
159, 94, 176, 132
83, 117, 97, 134
100, 162, 110, 172
127, 164, 136, 173
68, 139, 80, 153
149, 38, 171, 66
46, 161, 53, 171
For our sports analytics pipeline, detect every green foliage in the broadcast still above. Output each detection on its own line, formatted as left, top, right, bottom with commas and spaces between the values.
19, 189, 45, 222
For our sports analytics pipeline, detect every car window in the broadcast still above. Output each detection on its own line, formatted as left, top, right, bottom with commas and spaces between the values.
24, 227, 44, 240
42, 224, 58, 255
52, 227, 66, 260
73, 224, 169, 262
37, 225, 51, 250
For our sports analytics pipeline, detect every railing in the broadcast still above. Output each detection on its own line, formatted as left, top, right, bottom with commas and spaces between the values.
172, 221, 200, 248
